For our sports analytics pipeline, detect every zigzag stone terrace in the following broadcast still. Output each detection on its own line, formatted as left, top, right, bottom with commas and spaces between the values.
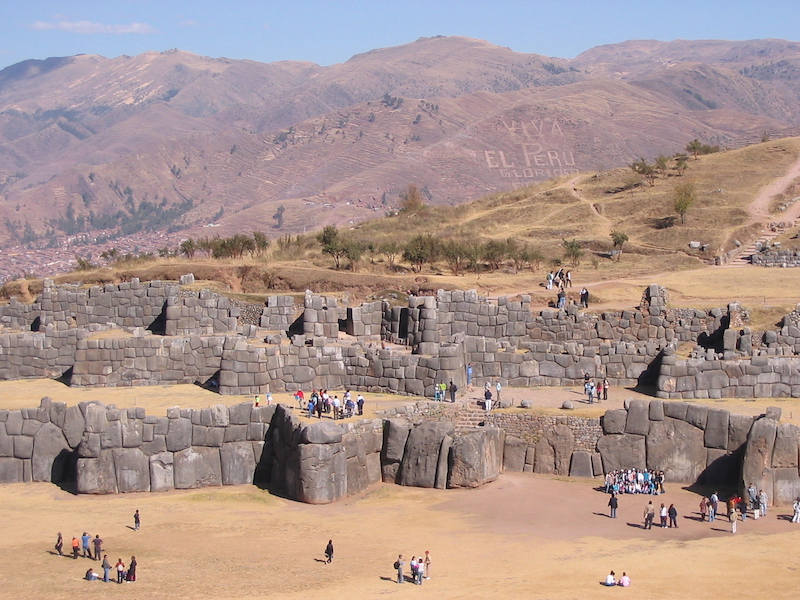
0, 277, 799, 504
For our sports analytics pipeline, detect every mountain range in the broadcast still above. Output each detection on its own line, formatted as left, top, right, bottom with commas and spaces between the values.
2, 35, 800, 254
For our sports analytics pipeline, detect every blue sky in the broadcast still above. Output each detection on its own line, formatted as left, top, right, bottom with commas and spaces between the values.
2, 1, 799, 71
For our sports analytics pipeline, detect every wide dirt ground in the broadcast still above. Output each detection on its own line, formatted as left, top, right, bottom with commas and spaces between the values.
2, 473, 798, 600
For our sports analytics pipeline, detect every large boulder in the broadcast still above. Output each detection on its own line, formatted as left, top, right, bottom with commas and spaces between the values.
663, 401, 689, 421
646, 417, 707, 482
62, 406, 86, 448
297, 442, 346, 504
741, 418, 778, 496
76, 450, 117, 494
174, 447, 222, 489
534, 425, 575, 475
149, 452, 174, 492
31, 422, 71, 482
166, 417, 193, 452
728, 414, 755, 451
84, 403, 108, 434
772, 424, 799, 468
399, 421, 455, 488
601, 410, 627, 435
0, 457, 23, 483
448, 428, 503, 488
685, 404, 709, 429
704, 409, 730, 450
569, 451, 594, 478
503, 435, 527, 472
113, 447, 150, 492
625, 400, 650, 435
773, 467, 800, 505
533, 437, 555, 474
435, 435, 453, 489
596, 434, 646, 471
382, 419, 411, 463
220, 441, 256, 485
301, 421, 343, 445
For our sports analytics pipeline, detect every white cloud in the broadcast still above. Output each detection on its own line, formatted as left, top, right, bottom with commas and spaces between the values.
31, 20, 156, 35
180, 20, 198, 27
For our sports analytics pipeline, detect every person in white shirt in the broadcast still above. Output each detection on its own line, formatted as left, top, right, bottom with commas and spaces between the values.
605, 571, 616, 586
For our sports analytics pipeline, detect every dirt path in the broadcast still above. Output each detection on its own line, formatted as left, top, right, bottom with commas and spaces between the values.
746, 150, 800, 222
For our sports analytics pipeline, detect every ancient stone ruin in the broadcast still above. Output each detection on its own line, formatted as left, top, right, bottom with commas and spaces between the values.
2, 278, 800, 503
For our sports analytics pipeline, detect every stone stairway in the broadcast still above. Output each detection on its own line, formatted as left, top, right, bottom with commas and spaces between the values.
728, 226, 786, 266
453, 406, 489, 431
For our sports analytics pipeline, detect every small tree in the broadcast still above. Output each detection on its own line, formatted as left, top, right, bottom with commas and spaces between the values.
686, 139, 703, 159
655, 155, 669, 176
610, 230, 629, 261
252, 231, 270, 257
341, 238, 365, 272
441, 239, 470, 275
673, 182, 696, 225
378, 241, 400, 268
674, 155, 688, 176
482, 239, 508, 271
179, 239, 196, 259
563, 239, 583, 266
630, 158, 657, 186
399, 184, 425, 213
402, 234, 439, 272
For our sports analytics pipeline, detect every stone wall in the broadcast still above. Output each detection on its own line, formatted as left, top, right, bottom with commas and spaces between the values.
751, 249, 800, 267
658, 354, 800, 399
164, 291, 239, 336
0, 327, 88, 380
70, 334, 225, 387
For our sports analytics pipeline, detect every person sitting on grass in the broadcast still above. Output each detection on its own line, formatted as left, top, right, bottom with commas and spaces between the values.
605, 571, 616, 586
618, 572, 631, 587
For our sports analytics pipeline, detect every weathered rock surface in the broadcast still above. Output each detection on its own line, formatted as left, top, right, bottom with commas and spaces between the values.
741, 418, 778, 496
31, 422, 71, 482
113, 447, 150, 492
297, 442, 346, 504
596, 434, 646, 471
220, 441, 256, 485
174, 447, 222, 489
646, 417, 706, 482
448, 428, 503, 488
399, 421, 454, 488
503, 435, 527, 472
76, 450, 117, 494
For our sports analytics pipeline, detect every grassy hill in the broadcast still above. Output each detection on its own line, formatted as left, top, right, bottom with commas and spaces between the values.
5, 137, 800, 317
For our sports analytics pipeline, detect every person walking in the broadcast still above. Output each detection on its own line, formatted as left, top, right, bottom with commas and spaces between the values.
394, 554, 405, 583
792, 498, 800, 523
643, 501, 655, 529
115, 558, 126, 583
324, 540, 334, 564
759, 489, 768, 517
449, 381, 457, 403
699, 498, 707, 522
55, 532, 63, 556
133, 509, 140, 531
608, 493, 618, 518
659, 503, 668, 528
102, 555, 111, 582
495, 381, 502, 406
423, 550, 432, 579
92, 534, 103, 560
580, 287, 589, 309
126, 556, 137, 582
668, 504, 678, 528
357, 393, 365, 416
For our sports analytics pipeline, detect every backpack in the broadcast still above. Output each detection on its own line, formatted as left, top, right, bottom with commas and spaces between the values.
393, 560, 400, 570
